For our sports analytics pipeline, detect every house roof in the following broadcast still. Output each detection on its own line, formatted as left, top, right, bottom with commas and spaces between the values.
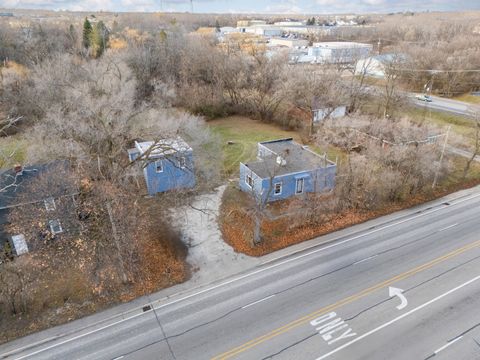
244, 138, 335, 178
0, 160, 75, 209
134, 138, 192, 159
0, 209, 9, 249
0, 160, 76, 250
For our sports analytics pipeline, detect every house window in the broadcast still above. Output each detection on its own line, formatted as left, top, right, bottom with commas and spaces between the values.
246, 174, 254, 188
155, 160, 163, 173
179, 156, 187, 169
296, 178, 305, 194
48, 219, 63, 234
44, 197, 56, 211
274, 182, 282, 195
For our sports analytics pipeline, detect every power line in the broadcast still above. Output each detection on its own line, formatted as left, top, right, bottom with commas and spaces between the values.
395, 69, 480, 73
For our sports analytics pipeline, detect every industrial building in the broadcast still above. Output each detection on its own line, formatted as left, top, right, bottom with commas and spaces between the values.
269, 38, 309, 48
307, 42, 372, 64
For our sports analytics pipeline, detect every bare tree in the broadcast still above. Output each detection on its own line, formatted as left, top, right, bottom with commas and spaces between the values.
287, 67, 347, 135
381, 53, 405, 118
463, 112, 480, 179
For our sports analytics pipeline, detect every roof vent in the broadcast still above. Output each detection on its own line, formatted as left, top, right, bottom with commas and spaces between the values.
276, 156, 287, 166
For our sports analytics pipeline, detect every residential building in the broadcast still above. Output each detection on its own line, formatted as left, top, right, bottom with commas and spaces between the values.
239, 138, 336, 203
0, 161, 78, 256
128, 138, 195, 196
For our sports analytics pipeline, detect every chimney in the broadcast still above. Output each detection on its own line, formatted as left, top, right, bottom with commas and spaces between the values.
14, 164, 23, 176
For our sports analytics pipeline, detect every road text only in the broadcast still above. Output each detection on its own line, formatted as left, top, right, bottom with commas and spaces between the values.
310, 312, 357, 345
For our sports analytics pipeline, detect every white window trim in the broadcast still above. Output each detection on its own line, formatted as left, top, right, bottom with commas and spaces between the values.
48, 219, 63, 234
179, 156, 187, 169
44, 197, 56, 211
296, 178, 305, 194
245, 174, 254, 189
274, 182, 282, 195
155, 159, 163, 173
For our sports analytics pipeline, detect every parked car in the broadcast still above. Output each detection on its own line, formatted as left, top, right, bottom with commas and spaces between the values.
415, 94, 433, 102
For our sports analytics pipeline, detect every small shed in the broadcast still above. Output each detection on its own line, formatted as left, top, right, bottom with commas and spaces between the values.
128, 138, 196, 195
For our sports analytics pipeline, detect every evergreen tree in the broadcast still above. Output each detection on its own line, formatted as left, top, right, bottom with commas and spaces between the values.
82, 18, 92, 49
90, 21, 109, 58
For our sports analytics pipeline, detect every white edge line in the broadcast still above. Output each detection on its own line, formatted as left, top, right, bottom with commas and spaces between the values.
439, 223, 459, 232
5, 191, 480, 360
261, 192, 480, 265
241, 295, 275, 309
434, 336, 463, 354
353, 255, 379, 265
316, 275, 480, 360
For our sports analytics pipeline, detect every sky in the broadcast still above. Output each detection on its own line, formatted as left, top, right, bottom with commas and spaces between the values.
2, 0, 480, 14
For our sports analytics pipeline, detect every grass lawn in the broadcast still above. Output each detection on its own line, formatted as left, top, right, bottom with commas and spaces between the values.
208, 116, 346, 176
443, 154, 480, 188
404, 106, 477, 149
0, 136, 27, 169
209, 116, 301, 176
453, 94, 480, 105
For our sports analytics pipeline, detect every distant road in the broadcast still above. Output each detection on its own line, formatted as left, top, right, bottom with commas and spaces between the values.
2, 186, 480, 360
446, 145, 480, 163
409, 94, 480, 118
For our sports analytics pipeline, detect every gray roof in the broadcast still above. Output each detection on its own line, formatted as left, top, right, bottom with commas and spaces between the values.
133, 138, 192, 159
0, 161, 74, 209
245, 138, 335, 178
0, 161, 76, 248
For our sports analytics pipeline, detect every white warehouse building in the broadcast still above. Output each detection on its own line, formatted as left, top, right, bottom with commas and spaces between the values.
242, 26, 283, 37
307, 42, 373, 64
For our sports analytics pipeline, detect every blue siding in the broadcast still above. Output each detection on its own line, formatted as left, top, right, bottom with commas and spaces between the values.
239, 163, 264, 200
130, 148, 195, 195
239, 163, 336, 203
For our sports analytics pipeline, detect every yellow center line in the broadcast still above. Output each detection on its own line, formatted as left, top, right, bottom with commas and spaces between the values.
212, 239, 480, 360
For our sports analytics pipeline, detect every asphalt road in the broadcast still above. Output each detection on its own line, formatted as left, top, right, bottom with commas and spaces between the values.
410, 94, 480, 118
2, 189, 480, 360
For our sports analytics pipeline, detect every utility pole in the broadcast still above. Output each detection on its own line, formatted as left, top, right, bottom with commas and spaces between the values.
432, 125, 451, 189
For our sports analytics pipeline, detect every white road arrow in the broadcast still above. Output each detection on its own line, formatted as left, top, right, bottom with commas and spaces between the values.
389, 287, 408, 310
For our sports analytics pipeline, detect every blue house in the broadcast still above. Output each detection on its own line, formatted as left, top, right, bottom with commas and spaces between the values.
128, 138, 196, 195
239, 138, 336, 203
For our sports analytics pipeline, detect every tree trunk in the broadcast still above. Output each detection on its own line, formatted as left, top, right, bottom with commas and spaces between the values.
253, 213, 262, 245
